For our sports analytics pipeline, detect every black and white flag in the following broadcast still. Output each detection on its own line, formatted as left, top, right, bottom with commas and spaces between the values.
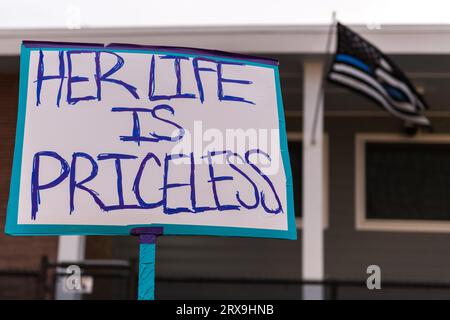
327, 22, 431, 127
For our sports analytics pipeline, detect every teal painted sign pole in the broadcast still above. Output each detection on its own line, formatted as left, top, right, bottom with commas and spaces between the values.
131, 227, 163, 300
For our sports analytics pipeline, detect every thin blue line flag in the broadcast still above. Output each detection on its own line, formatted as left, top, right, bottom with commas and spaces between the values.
327, 22, 431, 127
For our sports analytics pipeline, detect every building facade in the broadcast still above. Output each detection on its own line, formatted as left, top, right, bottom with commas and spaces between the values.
1, 25, 450, 299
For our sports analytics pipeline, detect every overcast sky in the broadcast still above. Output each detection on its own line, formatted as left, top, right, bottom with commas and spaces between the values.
2, 0, 450, 29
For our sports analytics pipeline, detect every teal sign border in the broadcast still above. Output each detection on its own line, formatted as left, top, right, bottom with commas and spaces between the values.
5, 42, 296, 240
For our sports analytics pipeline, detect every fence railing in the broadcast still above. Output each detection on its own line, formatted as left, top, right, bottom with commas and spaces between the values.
1, 257, 450, 299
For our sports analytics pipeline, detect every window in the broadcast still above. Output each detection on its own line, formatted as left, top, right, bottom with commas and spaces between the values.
287, 133, 328, 229
355, 134, 450, 232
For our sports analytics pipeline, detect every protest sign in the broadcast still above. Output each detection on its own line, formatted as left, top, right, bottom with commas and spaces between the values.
5, 41, 296, 240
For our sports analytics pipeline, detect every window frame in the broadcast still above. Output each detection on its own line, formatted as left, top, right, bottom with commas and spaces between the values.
355, 133, 450, 233
287, 132, 329, 230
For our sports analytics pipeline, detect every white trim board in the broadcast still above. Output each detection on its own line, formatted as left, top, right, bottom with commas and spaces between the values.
3, 24, 450, 56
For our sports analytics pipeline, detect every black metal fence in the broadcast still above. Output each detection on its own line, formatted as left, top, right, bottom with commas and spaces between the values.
155, 277, 450, 300
0, 270, 41, 299
0, 256, 137, 299
1, 257, 450, 299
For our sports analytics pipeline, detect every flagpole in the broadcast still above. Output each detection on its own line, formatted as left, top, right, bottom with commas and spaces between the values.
310, 11, 337, 145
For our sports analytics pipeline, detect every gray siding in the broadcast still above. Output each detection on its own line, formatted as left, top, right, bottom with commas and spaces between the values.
95, 115, 450, 295
326, 115, 450, 283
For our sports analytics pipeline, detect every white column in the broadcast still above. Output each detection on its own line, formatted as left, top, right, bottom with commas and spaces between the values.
57, 236, 86, 262
302, 60, 324, 300
55, 236, 86, 300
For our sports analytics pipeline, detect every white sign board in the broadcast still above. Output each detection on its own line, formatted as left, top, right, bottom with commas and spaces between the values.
6, 41, 296, 239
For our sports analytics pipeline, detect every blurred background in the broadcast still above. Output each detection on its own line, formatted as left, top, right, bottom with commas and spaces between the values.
2, 0, 450, 299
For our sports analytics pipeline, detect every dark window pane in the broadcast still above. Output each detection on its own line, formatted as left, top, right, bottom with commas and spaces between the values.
366, 142, 450, 221
288, 140, 302, 217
